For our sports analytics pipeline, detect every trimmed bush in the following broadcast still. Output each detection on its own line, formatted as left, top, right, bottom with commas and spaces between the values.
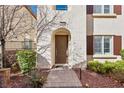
120, 49, 124, 60
114, 60, 124, 70
16, 50, 36, 74
88, 61, 115, 74
111, 60, 124, 83
87, 61, 103, 73
102, 61, 115, 74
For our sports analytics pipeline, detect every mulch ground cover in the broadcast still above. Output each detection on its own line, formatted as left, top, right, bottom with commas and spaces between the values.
1, 69, 49, 88
81, 70, 124, 88
1, 69, 124, 88
8, 75, 32, 88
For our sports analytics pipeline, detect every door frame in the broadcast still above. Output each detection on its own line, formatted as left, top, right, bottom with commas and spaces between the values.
51, 28, 71, 67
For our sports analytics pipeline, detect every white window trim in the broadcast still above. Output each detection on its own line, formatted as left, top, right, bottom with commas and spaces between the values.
110, 36, 113, 55
93, 36, 113, 56
93, 54, 116, 58
110, 5, 114, 14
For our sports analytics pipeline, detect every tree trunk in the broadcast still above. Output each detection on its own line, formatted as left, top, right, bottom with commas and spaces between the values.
1, 39, 6, 68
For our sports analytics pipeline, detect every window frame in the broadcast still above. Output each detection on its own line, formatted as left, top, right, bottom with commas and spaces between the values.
104, 5, 110, 13
24, 38, 32, 49
93, 5, 114, 14
94, 36, 102, 54
93, 36, 113, 55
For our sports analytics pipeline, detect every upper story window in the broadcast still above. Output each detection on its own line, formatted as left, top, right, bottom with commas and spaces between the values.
55, 5, 68, 10
93, 5, 113, 14
104, 5, 110, 13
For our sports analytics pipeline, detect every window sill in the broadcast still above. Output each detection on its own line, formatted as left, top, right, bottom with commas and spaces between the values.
93, 13, 117, 18
93, 54, 117, 59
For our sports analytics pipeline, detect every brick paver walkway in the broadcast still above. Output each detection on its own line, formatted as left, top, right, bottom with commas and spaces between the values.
43, 67, 82, 88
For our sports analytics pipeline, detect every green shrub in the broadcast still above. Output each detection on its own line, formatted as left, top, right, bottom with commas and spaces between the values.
111, 61, 124, 83
87, 61, 103, 73
88, 60, 124, 82
120, 49, 124, 60
16, 50, 36, 74
101, 61, 115, 74
112, 60, 124, 72
88, 61, 115, 74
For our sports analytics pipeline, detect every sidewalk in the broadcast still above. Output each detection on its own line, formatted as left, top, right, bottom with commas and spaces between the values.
43, 67, 82, 88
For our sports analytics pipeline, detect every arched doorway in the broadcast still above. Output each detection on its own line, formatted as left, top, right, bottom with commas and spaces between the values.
51, 28, 71, 66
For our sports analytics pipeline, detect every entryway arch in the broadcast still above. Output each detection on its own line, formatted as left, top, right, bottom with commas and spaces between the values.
51, 28, 71, 66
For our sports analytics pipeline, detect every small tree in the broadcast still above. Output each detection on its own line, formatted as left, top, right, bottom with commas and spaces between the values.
0, 5, 36, 68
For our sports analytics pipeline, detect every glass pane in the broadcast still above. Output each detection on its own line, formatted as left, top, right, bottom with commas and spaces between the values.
56, 5, 68, 10
94, 36, 102, 54
104, 36, 111, 54
104, 5, 110, 13
93, 5, 102, 13
24, 39, 31, 49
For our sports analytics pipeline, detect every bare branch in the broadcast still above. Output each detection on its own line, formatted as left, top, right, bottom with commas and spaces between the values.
4, 6, 19, 38
37, 6, 63, 54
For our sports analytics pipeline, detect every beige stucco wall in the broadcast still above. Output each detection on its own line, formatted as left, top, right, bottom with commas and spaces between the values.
87, 5, 124, 62
37, 5, 87, 69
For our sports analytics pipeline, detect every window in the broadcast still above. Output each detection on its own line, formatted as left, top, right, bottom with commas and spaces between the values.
24, 38, 32, 49
104, 5, 110, 13
94, 36, 102, 54
93, 5, 102, 13
94, 36, 113, 55
55, 5, 68, 10
104, 36, 111, 54
93, 5, 113, 14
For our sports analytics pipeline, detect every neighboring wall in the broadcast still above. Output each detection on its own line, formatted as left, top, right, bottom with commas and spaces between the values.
87, 5, 124, 62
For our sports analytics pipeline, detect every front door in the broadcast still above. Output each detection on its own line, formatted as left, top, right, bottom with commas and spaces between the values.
55, 35, 68, 64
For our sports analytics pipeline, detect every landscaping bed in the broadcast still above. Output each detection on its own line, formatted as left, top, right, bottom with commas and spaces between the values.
2, 69, 50, 88
9, 74, 32, 88
6, 69, 124, 88
1, 68, 124, 88
81, 70, 124, 88
80, 49, 124, 88
80, 59, 124, 88
1, 49, 49, 88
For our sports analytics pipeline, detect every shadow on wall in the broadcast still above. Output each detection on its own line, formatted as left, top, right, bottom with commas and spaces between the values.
37, 54, 51, 69
72, 61, 87, 70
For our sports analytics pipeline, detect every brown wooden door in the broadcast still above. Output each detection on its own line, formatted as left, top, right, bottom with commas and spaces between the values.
55, 35, 68, 64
